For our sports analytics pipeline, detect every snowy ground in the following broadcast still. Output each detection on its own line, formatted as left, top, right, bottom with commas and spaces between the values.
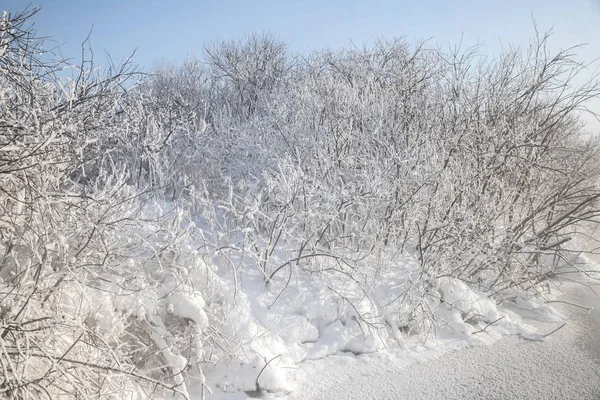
284, 282, 600, 400
200, 276, 600, 400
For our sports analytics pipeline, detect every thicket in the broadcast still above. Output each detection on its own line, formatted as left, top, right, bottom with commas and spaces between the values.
1, 7, 599, 399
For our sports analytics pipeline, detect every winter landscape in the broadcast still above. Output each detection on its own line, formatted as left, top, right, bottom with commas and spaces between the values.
1, 3, 600, 399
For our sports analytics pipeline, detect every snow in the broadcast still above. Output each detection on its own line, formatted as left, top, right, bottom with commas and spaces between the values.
186, 256, 600, 399
283, 282, 600, 400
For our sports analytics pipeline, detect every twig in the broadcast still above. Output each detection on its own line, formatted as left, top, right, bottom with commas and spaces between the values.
472, 316, 505, 335
541, 322, 567, 338
545, 300, 593, 311
256, 354, 282, 387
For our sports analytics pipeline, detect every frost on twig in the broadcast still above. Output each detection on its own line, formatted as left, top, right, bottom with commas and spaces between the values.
2, 5, 600, 398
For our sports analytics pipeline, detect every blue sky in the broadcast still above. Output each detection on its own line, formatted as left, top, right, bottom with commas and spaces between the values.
3, 1, 599, 68
4, 0, 600, 129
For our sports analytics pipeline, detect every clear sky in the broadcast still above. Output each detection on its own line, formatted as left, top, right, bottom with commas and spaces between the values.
4, 0, 600, 129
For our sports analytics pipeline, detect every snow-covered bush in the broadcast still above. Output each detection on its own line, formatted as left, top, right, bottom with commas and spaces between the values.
2, 6, 600, 398
134, 33, 600, 341
0, 8, 223, 399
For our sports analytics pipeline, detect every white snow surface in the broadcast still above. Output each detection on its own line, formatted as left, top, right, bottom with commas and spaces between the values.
284, 282, 600, 400
191, 267, 600, 400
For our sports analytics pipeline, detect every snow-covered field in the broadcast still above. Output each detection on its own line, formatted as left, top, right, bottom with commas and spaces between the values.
197, 272, 600, 400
